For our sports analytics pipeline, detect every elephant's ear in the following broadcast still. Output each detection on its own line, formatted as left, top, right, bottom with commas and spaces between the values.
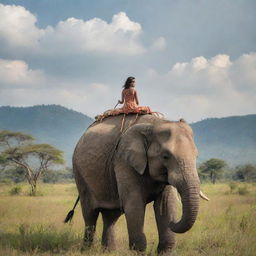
117, 123, 153, 175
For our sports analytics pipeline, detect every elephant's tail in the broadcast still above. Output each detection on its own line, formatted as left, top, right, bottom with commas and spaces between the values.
64, 196, 80, 223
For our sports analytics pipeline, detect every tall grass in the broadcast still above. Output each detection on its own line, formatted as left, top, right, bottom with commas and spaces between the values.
0, 182, 255, 255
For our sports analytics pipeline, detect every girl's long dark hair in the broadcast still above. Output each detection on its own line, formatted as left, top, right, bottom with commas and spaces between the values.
123, 77, 135, 89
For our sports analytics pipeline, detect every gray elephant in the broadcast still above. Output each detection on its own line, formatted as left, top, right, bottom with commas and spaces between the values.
71, 114, 203, 254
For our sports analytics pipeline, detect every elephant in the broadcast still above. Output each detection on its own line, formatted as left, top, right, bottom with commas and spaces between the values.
72, 114, 204, 254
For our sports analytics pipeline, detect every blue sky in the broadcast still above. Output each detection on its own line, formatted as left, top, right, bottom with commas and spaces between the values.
0, 0, 255, 121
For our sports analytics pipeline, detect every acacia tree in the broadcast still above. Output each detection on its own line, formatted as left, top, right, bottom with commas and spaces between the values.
199, 158, 227, 184
0, 130, 64, 195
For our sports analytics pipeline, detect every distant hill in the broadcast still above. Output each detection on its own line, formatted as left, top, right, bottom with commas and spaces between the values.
0, 105, 93, 165
191, 115, 256, 166
0, 105, 255, 167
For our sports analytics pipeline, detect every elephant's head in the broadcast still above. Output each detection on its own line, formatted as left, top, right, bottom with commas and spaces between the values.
117, 119, 200, 233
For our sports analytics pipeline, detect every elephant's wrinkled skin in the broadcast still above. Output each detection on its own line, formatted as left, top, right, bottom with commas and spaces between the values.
72, 114, 200, 254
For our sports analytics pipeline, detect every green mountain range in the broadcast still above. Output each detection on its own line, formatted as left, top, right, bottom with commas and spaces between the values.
0, 105, 255, 167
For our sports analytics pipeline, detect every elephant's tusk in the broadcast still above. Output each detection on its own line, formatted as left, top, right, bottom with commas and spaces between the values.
172, 187, 181, 204
174, 189, 209, 202
175, 192, 181, 204
200, 190, 210, 201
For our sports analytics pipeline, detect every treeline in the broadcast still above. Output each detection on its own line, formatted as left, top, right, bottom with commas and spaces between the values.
198, 158, 256, 183
0, 167, 74, 184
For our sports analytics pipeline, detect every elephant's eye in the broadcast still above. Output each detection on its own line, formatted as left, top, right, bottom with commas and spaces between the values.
161, 152, 171, 160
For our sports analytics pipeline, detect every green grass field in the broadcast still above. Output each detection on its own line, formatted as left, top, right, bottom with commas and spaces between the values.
0, 182, 255, 256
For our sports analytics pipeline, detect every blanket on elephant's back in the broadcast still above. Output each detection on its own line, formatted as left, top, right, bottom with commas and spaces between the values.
95, 109, 163, 121
93, 111, 165, 132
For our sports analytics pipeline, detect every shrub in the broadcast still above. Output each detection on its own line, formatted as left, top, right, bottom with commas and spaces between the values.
238, 186, 249, 195
9, 186, 22, 195
27, 189, 44, 197
16, 223, 80, 252
229, 182, 238, 193
239, 215, 248, 231
0, 178, 13, 184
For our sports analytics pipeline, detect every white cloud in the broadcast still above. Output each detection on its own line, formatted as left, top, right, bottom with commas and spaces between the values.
0, 4, 146, 56
150, 37, 166, 51
111, 12, 141, 32
42, 12, 145, 55
0, 58, 44, 87
0, 4, 42, 51
165, 54, 235, 96
191, 56, 208, 71
230, 53, 256, 93
209, 54, 232, 68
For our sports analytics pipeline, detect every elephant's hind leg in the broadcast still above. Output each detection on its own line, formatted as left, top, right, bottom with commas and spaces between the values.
82, 209, 99, 248
79, 193, 99, 249
75, 170, 99, 249
101, 209, 122, 250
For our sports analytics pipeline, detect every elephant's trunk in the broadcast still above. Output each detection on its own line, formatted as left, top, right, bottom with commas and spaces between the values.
168, 157, 200, 233
169, 185, 199, 233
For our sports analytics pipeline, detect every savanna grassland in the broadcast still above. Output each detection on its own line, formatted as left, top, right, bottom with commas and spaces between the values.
0, 183, 255, 256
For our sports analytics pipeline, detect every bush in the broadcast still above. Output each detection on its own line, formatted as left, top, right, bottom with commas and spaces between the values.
42, 168, 74, 183
0, 178, 13, 184
9, 186, 22, 195
234, 164, 256, 182
229, 182, 238, 193
238, 186, 249, 195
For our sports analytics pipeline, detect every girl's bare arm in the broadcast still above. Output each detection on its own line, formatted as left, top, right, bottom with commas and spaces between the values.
118, 90, 125, 104
134, 90, 139, 105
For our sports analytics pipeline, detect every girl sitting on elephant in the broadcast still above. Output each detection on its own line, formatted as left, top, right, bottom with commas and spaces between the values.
95, 77, 152, 121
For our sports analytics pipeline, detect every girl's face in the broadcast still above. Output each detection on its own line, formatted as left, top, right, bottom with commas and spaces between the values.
131, 79, 136, 87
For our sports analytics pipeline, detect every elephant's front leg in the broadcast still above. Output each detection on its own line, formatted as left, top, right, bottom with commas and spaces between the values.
123, 191, 147, 251
154, 186, 176, 255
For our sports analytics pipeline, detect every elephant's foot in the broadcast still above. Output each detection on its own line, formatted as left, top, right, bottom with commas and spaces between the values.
81, 241, 94, 252
129, 232, 147, 252
158, 250, 177, 256
80, 243, 91, 252
101, 243, 116, 252
157, 239, 175, 256
101, 229, 117, 251
81, 225, 96, 251
157, 248, 175, 256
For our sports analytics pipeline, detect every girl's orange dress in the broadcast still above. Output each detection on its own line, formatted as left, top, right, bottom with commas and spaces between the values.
111, 88, 152, 115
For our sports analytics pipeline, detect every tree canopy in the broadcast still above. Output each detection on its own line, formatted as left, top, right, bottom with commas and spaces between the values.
199, 158, 227, 184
